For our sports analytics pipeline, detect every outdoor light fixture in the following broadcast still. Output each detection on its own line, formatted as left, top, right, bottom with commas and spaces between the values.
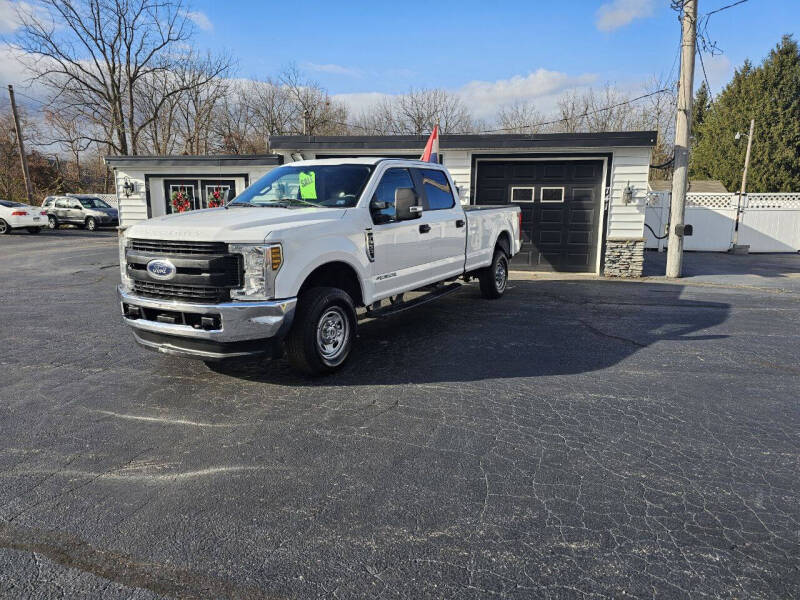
122, 178, 135, 197
623, 182, 635, 204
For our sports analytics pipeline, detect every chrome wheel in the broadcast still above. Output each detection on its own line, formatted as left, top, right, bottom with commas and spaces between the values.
495, 257, 508, 292
0, 220, 8, 235
48, 216, 57, 229
316, 307, 349, 362
85, 217, 97, 231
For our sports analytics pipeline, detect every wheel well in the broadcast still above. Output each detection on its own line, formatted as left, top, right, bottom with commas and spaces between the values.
496, 231, 511, 257
299, 262, 364, 307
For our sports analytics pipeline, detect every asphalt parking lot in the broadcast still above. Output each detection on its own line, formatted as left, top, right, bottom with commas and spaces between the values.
1, 230, 799, 599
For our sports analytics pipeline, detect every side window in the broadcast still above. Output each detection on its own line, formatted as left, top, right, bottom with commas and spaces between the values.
371, 168, 414, 224
420, 169, 455, 210
55, 198, 69, 208
42, 197, 53, 207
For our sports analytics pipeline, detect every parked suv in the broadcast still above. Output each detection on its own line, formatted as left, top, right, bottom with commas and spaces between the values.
42, 195, 119, 231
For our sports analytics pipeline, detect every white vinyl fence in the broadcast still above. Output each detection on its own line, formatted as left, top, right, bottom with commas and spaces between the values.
645, 192, 800, 253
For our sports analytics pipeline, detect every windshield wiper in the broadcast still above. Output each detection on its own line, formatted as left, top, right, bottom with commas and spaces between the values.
275, 198, 324, 208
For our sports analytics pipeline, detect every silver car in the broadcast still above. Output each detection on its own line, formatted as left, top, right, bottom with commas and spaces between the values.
42, 195, 119, 231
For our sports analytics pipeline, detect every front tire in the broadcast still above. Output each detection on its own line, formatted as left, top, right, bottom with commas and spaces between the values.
285, 287, 357, 376
27, 227, 41, 234
48, 215, 59, 229
479, 249, 509, 299
85, 217, 98, 231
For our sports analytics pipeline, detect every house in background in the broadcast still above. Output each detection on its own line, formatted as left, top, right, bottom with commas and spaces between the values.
107, 131, 657, 277
105, 154, 282, 224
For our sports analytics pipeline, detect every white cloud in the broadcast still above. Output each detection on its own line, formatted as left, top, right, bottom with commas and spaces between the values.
0, 0, 45, 34
332, 91, 391, 114
333, 69, 598, 122
458, 69, 598, 119
596, 0, 656, 32
0, 43, 43, 98
698, 54, 732, 95
183, 10, 212, 31
302, 62, 362, 78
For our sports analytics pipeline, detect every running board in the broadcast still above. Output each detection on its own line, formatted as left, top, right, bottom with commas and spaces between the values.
362, 282, 463, 319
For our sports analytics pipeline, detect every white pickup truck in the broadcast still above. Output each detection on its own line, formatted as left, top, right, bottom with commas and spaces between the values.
118, 158, 521, 374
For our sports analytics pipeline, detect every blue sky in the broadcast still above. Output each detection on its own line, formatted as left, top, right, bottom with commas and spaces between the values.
1, 0, 797, 120
184, 0, 797, 118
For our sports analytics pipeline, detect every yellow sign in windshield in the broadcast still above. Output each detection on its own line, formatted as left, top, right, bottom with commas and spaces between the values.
298, 171, 317, 200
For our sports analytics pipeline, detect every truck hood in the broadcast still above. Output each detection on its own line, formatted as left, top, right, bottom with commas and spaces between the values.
125, 206, 346, 243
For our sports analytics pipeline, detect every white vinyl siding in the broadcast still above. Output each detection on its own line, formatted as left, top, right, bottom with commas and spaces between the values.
606, 148, 651, 240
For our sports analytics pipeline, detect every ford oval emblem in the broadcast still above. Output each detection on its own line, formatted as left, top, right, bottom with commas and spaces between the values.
146, 259, 176, 281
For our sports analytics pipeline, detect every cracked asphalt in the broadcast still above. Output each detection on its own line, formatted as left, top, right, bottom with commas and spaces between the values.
1, 230, 799, 599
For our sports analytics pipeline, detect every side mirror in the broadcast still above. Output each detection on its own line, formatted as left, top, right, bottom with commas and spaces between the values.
73, 205, 83, 210
395, 188, 421, 220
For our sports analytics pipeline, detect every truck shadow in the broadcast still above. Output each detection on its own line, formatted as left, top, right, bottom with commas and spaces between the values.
208, 279, 731, 386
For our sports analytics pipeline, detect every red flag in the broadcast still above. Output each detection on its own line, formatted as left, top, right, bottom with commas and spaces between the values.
420, 125, 440, 163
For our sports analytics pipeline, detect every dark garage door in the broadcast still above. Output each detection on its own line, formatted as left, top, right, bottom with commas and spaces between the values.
475, 159, 605, 272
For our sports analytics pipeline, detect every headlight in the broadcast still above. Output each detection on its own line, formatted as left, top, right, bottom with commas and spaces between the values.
229, 243, 282, 301
119, 235, 133, 291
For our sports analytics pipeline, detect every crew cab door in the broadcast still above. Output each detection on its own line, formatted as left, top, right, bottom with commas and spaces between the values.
412, 167, 467, 281
369, 167, 430, 298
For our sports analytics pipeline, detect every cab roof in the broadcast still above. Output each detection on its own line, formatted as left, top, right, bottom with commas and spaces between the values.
284, 157, 445, 168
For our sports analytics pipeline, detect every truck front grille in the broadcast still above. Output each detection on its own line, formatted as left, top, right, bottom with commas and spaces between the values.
127, 238, 242, 303
130, 239, 228, 256
132, 280, 230, 303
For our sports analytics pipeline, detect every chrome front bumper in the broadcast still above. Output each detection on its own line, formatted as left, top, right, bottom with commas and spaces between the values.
118, 286, 297, 359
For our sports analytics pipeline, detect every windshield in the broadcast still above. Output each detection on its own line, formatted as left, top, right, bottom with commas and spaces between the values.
77, 197, 112, 209
230, 165, 373, 208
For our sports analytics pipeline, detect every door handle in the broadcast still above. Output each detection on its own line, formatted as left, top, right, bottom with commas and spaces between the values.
419, 224, 431, 234
455, 219, 465, 228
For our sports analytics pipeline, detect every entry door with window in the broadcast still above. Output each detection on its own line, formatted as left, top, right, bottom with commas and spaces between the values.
370, 168, 430, 298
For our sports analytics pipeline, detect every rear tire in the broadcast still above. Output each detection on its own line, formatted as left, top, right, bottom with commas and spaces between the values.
27, 227, 41, 234
0, 219, 9, 235
48, 215, 58, 229
285, 287, 357, 376
479, 249, 509, 299
85, 217, 98, 231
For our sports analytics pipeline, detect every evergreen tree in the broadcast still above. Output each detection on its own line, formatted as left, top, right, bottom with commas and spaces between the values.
690, 35, 800, 192
691, 81, 711, 148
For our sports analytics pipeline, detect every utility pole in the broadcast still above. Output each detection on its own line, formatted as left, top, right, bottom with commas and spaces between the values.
732, 118, 755, 248
8, 85, 35, 205
666, 0, 698, 278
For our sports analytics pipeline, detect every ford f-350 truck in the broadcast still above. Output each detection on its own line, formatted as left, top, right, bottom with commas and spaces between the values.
118, 158, 521, 375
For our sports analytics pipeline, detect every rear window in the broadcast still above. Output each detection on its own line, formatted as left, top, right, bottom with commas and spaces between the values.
0, 200, 24, 208
419, 169, 455, 210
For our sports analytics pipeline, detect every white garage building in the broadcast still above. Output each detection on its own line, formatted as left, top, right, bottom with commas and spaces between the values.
107, 131, 656, 276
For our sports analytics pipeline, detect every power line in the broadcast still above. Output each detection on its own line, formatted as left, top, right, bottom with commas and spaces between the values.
7, 88, 48, 106
478, 88, 671, 134
697, 47, 714, 101
704, 0, 749, 18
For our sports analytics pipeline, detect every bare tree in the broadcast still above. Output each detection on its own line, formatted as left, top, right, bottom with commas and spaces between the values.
43, 108, 91, 189
16, 0, 231, 155
353, 88, 475, 135
279, 65, 349, 135
496, 101, 546, 134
